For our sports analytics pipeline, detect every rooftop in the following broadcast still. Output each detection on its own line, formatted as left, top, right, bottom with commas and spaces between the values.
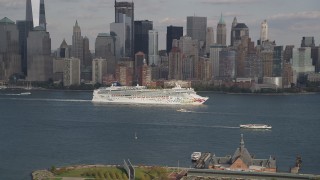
235, 23, 248, 29
0, 17, 15, 25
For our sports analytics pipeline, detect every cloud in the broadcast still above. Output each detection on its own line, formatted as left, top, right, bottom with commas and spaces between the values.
200, 0, 262, 5
0, 0, 24, 8
269, 11, 320, 20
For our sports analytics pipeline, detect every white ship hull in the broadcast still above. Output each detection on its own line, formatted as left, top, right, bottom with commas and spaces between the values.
92, 84, 208, 105
240, 124, 272, 129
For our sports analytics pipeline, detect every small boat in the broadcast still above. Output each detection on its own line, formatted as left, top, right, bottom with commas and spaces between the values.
191, 152, 201, 161
177, 108, 188, 112
20, 92, 31, 95
240, 124, 272, 129
177, 108, 192, 112
134, 132, 138, 140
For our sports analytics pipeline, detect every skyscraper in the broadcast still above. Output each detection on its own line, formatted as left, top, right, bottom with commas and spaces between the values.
216, 14, 226, 46
187, 16, 207, 43
260, 20, 268, 42
206, 27, 214, 54
83, 36, 91, 68
210, 44, 226, 78
26, 0, 33, 25
0, 17, 21, 80
57, 39, 71, 58
231, 19, 249, 47
39, 0, 46, 31
230, 17, 237, 46
134, 20, 153, 55
95, 33, 116, 75
17, 0, 34, 75
148, 30, 159, 65
115, 0, 134, 57
166, 25, 183, 54
27, 26, 52, 81
72, 20, 84, 66
301, 37, 315, 47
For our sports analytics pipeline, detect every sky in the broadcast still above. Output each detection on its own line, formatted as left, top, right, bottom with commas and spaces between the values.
0, 0, 319, 51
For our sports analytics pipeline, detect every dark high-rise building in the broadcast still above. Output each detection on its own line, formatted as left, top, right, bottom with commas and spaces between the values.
187, 16, 207, 43
273, 46, 283, 77
39, 0, 46, 31
115, 0, 134, 58
134, 20, 153, 55
301, 37, 315, 47
16, 0, 34, 76
311, 47, 320, 72
216, 14, 226, 46
83, 36, 91, 68
166, 25, 183, 54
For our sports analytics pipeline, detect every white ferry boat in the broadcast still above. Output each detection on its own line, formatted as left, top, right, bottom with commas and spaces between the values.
92, 83, 208, 105
240, 124, 272, 129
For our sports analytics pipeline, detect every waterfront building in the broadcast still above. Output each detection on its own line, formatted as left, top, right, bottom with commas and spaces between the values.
116, 62, 133, 86
39, 0, 46, 31
292, 47, 315, 84
260, 20, 268, 43
27, 26, 52, 81
205, 27, 214, 55
115, 0, 134, 57
57, 39, 71, 58
301, 36, 315, 47
16, 0, 34, 76
209, 134, 277, 172
92, 58, 107, 84
166, 26, 183, 54
134, 20, 153, 56
72, 21, 84, 65
64, 57, 80, 86
0, 17, 21, 80
52, 58, 64, 81
187, 16, 207, 43
210, 44, 226, 78
148, 30, 159, 65
219, 49, 236, 80
216, 14, 226, 46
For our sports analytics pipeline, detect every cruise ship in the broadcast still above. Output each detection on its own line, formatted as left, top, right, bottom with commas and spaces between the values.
92, 83, 208, 105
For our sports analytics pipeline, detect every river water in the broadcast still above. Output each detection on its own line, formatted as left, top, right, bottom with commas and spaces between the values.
0, 90, 319, 179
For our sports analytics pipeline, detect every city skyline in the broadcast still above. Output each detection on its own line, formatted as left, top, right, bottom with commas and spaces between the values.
0, 0, 319, 50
